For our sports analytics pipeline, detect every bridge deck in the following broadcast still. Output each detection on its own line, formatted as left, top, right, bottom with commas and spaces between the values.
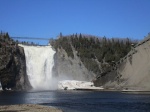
11, 37, 51, 40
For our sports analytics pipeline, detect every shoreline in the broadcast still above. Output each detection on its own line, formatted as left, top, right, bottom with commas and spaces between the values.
1, 89, 150, 95
0, 104, 63, 112
1, 89, 150, 92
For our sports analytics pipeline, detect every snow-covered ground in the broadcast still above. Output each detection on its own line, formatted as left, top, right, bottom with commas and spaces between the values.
58, 80, 103, 90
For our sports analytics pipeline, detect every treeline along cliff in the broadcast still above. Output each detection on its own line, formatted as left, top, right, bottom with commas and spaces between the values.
94, 34, 150, 91
52, 33, 150, 91
51, 33, 136, 81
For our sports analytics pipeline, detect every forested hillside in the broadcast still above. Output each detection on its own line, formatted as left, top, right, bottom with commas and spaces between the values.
51, 33, 137, 75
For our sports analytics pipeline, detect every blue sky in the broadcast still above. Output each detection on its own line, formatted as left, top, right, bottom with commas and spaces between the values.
0, 0, 150, 44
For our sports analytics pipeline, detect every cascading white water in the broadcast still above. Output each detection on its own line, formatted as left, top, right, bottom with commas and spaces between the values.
0, 82, 2, 90
19, 44, 56, 90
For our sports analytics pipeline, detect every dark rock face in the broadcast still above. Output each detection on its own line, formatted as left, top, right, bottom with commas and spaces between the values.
13, 46, 32, 90
0, 34, 32, 91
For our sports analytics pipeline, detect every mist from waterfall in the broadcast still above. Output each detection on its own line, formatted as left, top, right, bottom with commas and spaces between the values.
0, 82, 2, 90
19, 44, 56, 90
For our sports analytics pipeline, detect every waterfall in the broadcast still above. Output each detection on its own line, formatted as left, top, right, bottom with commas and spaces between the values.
19, 45, 56, 90
0, 82, 2, 90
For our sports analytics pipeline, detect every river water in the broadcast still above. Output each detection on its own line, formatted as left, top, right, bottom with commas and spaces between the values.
0, 90, 150, 112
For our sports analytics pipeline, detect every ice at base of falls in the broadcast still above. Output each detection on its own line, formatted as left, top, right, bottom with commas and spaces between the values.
58, 80, 104, 90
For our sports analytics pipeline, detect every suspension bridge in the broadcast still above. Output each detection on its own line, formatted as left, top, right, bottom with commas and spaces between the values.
11, 36, 52, 40
10, 36, 54, 45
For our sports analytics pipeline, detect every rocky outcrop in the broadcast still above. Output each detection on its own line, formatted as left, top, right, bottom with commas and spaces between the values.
0, 34, 32, 91
94, 36, 150, 91
14, 46, 32, 90
53, 47, 96, 81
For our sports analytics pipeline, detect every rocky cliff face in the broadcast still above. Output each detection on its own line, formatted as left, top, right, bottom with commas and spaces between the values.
94, 36, 150, 91
53, 47, 96, 81
51, 35, 133, 83
0, 34, 32, 91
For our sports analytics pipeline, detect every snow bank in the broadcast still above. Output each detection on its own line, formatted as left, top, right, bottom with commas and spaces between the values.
58, 80, 103, 90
